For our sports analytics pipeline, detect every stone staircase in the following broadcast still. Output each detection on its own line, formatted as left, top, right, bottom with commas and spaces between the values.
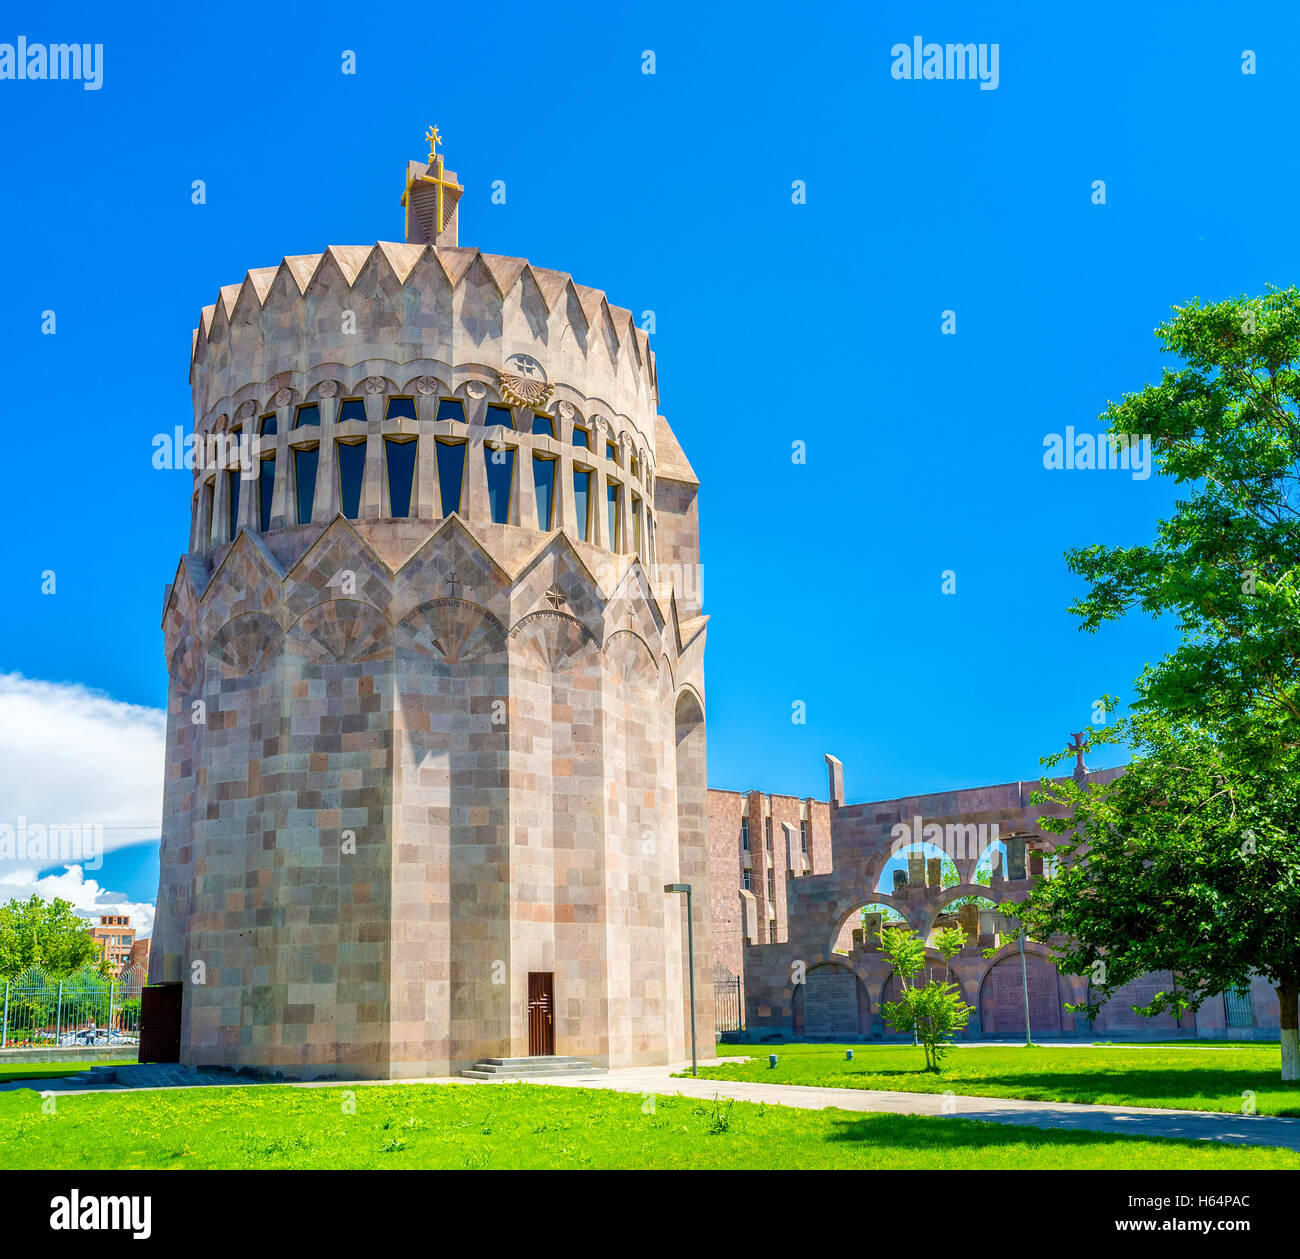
461, 1055, 606, 1080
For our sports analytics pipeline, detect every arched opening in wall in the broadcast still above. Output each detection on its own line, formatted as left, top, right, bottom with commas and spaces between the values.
674, 690, 711, 1057
978, 953, 1068, 1038
972, 838, 1008, 885
792, 963, 870, 1040
876, 840, 961, 898
931, 894, 998, 949
1088, 971, 1182, 1037
831, 901, 907, 956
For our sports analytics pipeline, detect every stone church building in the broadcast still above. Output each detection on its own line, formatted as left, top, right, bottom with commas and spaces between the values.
149, 132, 712, 1078
147, 131, 1271, 1081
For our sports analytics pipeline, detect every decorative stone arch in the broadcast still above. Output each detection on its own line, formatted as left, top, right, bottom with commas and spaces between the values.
791, 960, 871, 1040
206, 611, 283, 680
601, 628, 660, 692
826, 894, 914, 956
975, 942, 1071, 1037
396, 597, 507, 664
916, 886, 1009, 938
286, 597, 393, 665
508, 608, 599, 672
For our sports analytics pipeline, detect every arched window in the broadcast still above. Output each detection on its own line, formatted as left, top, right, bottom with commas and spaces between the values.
572, 424, 590, 450
258, 454, 275, 531
436, 439, 466, 516
336, 398, 365, 424
485, 444, 514, 523
295, 403, 321, 428
484, 404, 514, 431
606, 480, 622, 549
385, 396, 416, 421
225, 469, 241, 541
384, 437, 417, 517
533, 456, 556, 529
336, 439, 366, 519
531, 413, 554, 438
573, 468, 592, 541
293, 446, 318, 524
605, 439, 619, 464
260, 413, 277, 436
202, 479, 215, 545
435, 398, 465, 423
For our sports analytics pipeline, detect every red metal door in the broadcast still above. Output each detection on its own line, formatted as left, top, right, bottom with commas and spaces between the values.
527, 972, 554, 1055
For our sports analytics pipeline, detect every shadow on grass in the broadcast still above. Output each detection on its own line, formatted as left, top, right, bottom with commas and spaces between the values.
820, 1111, 1282, 1155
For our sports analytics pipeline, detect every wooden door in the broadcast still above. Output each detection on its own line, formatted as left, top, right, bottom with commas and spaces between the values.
527, 972, 554, 1056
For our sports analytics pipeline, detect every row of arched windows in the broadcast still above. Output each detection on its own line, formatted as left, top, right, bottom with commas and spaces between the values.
199, 434, 653, 556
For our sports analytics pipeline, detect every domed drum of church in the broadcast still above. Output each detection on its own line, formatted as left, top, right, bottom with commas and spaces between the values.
149, 131, 711, 1078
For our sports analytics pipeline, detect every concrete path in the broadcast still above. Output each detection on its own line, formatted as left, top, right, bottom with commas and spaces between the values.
6, 1058, 1300, 1152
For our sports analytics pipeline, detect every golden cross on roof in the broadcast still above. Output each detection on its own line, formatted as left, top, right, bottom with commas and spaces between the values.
425, 124, 442, 163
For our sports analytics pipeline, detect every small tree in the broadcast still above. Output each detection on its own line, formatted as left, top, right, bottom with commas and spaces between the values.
878, 925, 972, 1071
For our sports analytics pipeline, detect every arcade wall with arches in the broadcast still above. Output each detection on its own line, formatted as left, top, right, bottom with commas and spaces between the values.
707, 755, 1283, 1042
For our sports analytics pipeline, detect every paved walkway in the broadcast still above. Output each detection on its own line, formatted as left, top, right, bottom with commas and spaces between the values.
7, 1059, 1300, 1152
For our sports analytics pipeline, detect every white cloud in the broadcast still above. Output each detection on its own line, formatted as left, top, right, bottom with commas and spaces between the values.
0, 672, 164, 846
0, 674, 165, 937
0, 864, 155, 940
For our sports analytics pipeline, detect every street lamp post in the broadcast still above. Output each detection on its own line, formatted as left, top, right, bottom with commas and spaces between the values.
1018, 925, 1032, 1047
664, 883, 698, 1077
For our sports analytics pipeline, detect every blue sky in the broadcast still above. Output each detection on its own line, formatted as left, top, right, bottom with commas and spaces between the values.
2, 0, 1297, 912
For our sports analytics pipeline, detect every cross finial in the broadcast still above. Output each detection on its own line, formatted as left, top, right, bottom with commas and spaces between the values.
425, 124, 442, 163
1069, 731, 1089, 779
445, 569, 462, 599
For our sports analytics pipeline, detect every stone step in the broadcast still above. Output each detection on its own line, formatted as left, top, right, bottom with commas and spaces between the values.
461, 1057, 606, 1080
478, 1056, 588, 1067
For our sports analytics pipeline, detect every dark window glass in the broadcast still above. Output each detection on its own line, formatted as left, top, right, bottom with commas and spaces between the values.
202, 480, 214, 543
741, 818, 749, 850
800, 820, 807, 852
259, 456, 275, 532
573, 469, 591, 542
337, 440, 366, 519
294, 447, 318, 524
295, 403, 321, 428
742, 871, 751, 891
226, 470, 241, 540
337, 398, 366, 424
572, 426, 589, 449
485, 404, 514, 430
632, 494, 642, 552
436, 440, 466, 516
532, 413, 554, 438
385, 396, 417, 421
385, 438, 417, 517
606, 441, 618, 463
436, 398, 465, 423
533, 456, 556, 530
485, 445, 514, 523
606, 481, 621, 549
260, 413, 277, 436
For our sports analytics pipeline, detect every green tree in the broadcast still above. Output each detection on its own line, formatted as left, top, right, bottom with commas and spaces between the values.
1030, 287, 1300, 1082
878, 926, 972, 1071
1065, 286, 1300, 745
1026, 708, 1300, 1080
0, 896, 102, 980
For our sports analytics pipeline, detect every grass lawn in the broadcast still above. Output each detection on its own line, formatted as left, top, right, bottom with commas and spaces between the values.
0, 1060, 134, 1084
691, 1042, 1300, 1116
1, 1080, 1298, 1170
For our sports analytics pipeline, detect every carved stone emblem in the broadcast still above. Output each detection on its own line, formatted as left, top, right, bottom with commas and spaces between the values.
415, 376, 439, 395
318, 380, 338, 398
498, 353, 553, 409
273, 388, 292, 407
364, 377, 386, 395
466, 380, 487, 399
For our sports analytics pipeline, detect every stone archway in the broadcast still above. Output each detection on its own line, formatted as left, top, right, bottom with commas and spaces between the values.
792, 962, 870, 1039
977, 949, 1067, 1037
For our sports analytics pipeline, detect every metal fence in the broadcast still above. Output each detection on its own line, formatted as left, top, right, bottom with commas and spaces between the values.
0, 981, 143, 1050
714, 963, 743, 1037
